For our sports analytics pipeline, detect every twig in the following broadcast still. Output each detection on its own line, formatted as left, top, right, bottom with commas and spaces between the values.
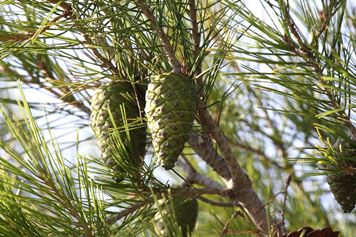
38, 60, 91, 114
0, 61, 90, 115
134, 0, 182, 73
48, 0, 119, 75
189, 0, 200, 59
279, 174, 292, 235
280, 0, 356, 138
108, 201, 148, 224
108, 186, 229, 224
228, 138, 284, 169
222, 229, 260, 236
219, 211, 243, 237
198, 196, 235, 207
247, 86, 290, 167
0, 11, 70, 42
177, 156, 225, 190
37, 171, 95, 237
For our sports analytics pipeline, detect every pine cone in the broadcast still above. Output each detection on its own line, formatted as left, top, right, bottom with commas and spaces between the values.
325, 138, 356, 213
90, 81, 146, 180
282, 226, 339, 237
154, 197, 198, 237
327, 173, 356, 213
145, 72, 196, 169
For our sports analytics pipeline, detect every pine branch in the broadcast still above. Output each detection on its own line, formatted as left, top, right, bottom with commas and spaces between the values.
2, 0, 354, 235
189, 0, 200, 59
107, 201, 148, 225
219, 211, 241, 237
0, 10, 70, 42
196, 99, 269, 234
280, 1, 356, 138
48, 0, 119, 75
129, 1, 269, 233
134, 0, 183, 73
0, 60, 90, 115
188, 132, 231, 181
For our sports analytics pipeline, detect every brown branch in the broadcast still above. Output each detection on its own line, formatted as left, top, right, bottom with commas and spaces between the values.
134, 0, 182, 73
197, 100, 244, 181
188, 132, 231, 181
38, 61, 91, 114
198, 196, 235, 207
1, 61, 90, 114
107, 201, 148, 225
159, 186, 226, 199
280, 175, 291, 233
177, 156, 225, 190
189, 0, 200, 59
268, 174, 292, 236
197, 99, 269, 234
48, 0, 73, 14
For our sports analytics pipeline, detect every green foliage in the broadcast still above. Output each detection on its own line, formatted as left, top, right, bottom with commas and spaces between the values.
0, 0, 355, 236
0, 85, 110, 236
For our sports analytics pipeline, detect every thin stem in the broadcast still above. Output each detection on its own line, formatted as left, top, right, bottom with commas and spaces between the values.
108, 201, 148, 224
177, 156, 225, 190
0, 11, 70, 42
38, 172, 95, 237
280, 0, 356, 138
189, 0, 200, 59
228, 138, 285, 169
219, 211, 240, 237
48, 0, 119, 75
134, 0, 182, 73
198, 196, 235, 207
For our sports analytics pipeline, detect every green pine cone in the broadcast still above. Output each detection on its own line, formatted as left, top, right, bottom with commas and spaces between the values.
145, 72, 196, 169
154, 197, 198, 237
324, 138, 356, 213
327, 173, 356, 213
90, 81, 146, 180
326, 174, 356, 213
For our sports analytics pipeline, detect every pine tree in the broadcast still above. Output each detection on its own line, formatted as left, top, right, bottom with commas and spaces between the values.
0, 0, 355, 236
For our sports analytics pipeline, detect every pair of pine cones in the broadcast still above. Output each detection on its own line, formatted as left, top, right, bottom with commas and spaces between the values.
90, 72, 198, 236
90, 72, 196, 179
